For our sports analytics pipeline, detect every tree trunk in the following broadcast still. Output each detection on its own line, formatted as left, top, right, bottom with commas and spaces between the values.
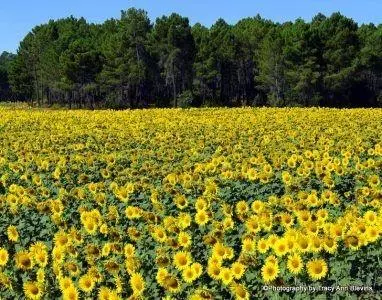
172, 68, 177, 108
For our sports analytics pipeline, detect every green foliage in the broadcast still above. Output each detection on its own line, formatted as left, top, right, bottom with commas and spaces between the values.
3, 11, 382, 108
0, 52, 16, 100
177, 90, 195, 108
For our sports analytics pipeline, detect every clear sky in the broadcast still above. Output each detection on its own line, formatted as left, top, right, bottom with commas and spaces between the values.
1, 0, 382, 53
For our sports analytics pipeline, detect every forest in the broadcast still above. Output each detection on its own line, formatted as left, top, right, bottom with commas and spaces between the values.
0, 9, 381, 108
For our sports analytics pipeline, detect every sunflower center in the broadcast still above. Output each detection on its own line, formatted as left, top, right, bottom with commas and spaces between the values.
31, 286, 39, 295
21, 257, 31, 267
314, 265, 322, 274
237, 287, 246, 297
267, 267, 275, 276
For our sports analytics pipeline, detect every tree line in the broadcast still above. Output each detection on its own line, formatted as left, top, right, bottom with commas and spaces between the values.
0, 9, 382, 108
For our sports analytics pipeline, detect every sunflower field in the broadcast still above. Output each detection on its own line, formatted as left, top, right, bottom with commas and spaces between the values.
0, 106, 382, 300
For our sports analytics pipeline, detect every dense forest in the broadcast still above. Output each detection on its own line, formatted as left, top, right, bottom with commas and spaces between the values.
0, 9, 382, 108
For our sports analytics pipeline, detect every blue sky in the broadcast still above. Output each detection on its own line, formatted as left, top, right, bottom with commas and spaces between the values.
1, 0, 382, 53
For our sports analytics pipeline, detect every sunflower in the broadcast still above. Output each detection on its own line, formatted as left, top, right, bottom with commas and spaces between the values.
182, 266, 196, 283
69, 262, 82, 277
100, 169, 111, 179
125, 206, 136, 219
114, 276, 123, 294
245, 216, 261, 233
261, 261, 279, 283
242, 238, 256, 253
223, 217, 234, 230
282, 171, 292, 186
63, 285, 79, 300
212, 242, 227, 259
52, 246, 65, 264
83, 219, 98, 235
102, 242, 112, 257
267, 234, 279, 247
88, 266, 103, 283
245, 168, 257, 181
191, 262, 203, 278
173, 251, 192, 270
195, 210, 210, 226
287, 157, 296, 168
98, 286, 119, 300
306, 221, 319, 235
174, 194, 188, 210
357, 222, 367, 234
345, 235, 361, 250
125, 257, 140, 275
257, 238, 269, 254
306, 193, 320, 207
231, 262, 246, 279
225, 247, 234, 260
219, 267, 233, 285
316, 209, 328, 221
15, 250, 33, 270
310, 236, 322, 253
296, 235, 310, 253
30, 241, 47, 255
36, 268, 45, 284
365, 226, 380, 243
156, 254, 170, 267
166, 173, 178, 186
306, 258, 328, 281
189, 293, 204, 300
364, 210, 378, 225
23, 281, 43, 300
330, 223, 344, 240
231, 283, 249, 300
0, 248, 9, 266
124, 244, 135, 257
236, 201, 249, 215
178, 232, 192, 248
178, 213, 192, 229
115, 187, 129, 202
59, 277, 74, 292
323, 237, 337, 254
284, 235, 296, 252
368, 175, 380, 188
287, 254, 303, 275
265, 255, 278, 266
130, 273, 145, 296
152, 226, 167, 243
79, 274, 95, 293
7, 225, 19, 242
273, 238, 288, 257
208, 255, 223, 266
94, 193, 107, 206
280, 213, 294, 228
207, 263, 221, 280
163, 276, 181, 293
156, 268, 169, 286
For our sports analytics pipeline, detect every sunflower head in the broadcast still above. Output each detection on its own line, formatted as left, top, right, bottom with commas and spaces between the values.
306, 258, 328, 281
261, 261, 279, 283
23, 281, 43, 300
15, 250, 33, 270
0, 248, 9, 266
130, 273, 145, 296
287, 254, 303, 275
173, 251, 192, 270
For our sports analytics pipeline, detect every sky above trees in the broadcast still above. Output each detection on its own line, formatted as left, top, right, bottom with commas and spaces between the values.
1, 0, 382, 53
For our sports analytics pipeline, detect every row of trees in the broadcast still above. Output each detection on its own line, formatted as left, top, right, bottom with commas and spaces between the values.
0, 52, 16, 100
1, 9, 382, 108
